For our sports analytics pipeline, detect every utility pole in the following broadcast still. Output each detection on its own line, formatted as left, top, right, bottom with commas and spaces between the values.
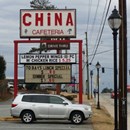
85, 32, 90, 99
56, 39, 62, 95
119, 0, 127, 130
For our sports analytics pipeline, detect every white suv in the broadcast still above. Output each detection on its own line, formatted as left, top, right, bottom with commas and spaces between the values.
11, 93, 92, 124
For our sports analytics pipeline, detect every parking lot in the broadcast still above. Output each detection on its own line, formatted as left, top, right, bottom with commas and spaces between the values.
0, 99, 93, 130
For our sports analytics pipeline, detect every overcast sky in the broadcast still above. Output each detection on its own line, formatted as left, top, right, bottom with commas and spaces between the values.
0, 0, 130, 90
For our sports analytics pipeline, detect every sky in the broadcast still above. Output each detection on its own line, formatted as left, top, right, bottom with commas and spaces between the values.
0, 0, 130, 91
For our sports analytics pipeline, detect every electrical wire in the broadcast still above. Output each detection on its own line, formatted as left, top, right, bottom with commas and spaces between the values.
91, 0, 108, 56
90, 0, 112, 64
86, 0, 92, 32
89, 0, 100, 43
82, 48, 114, 71
91, 63, 114, 70
88, 49, 113, 56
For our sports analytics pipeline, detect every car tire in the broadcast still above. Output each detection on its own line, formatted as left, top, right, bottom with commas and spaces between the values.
21, 111, 35, 123
70, 111, 83, 124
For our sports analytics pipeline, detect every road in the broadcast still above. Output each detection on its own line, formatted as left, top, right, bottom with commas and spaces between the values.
0, 120, 93, 130
100, 93, 130, 130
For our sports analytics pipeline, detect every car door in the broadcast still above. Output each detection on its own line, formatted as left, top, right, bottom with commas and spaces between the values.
48, 96, 68, 119
31, 95, 49, 118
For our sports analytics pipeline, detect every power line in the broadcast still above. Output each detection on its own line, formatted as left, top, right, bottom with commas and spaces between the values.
90, 0, 112, 64
91, 0, 108, 55
89, 0, 100, 43
86, 0, 92, 32
82, 48, 113, 71
91, 63, 114, 70
88, 49, 113, 56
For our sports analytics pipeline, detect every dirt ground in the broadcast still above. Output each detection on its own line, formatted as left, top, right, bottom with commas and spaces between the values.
91, 103, 114, 130
74, 94, 114, 130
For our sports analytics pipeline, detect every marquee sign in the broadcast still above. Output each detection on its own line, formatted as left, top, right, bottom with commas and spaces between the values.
20, 9, 76, 38
19, 53, 77, 64
25, 64, 71, 83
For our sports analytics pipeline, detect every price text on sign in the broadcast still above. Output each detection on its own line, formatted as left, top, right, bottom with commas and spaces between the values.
25, 64, 72, 83
20, 9, 76, 38
19, 53, 77, 64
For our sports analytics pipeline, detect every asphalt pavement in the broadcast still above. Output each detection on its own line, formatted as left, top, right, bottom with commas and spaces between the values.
0, 98, 12, 118
0, 97, 93, 130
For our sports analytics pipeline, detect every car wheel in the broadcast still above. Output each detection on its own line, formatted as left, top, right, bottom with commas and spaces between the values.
21, 111, 34, 123
70, 112, 83, 124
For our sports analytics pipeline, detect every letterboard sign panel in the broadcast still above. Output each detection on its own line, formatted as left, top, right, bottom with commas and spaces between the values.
25, 64, 72, 83
19, 53, 77, 64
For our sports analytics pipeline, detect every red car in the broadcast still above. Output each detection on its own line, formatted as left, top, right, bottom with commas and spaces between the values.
111, 85, 130, 98
127, 85, 130, 92
111, 91, 119, 99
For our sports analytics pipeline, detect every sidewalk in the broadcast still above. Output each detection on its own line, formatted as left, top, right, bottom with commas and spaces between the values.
99, 93, 130, 130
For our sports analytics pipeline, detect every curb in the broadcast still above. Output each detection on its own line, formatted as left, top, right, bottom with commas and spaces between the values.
0, 117, 20, 121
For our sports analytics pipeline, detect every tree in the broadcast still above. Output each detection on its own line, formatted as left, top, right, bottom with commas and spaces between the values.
25, 83, 38, 90
101, 87, 113, 93
30, 0, 56, 9
29, 0, 57, 53
0, 56, 6, 79
29, 44, 47, 53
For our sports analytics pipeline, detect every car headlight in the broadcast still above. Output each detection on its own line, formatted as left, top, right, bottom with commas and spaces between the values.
84, 107, 89, 110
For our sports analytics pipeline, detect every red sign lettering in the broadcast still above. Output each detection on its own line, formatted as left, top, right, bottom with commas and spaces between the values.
23, 13, 31, 26
23, 12, 74, 26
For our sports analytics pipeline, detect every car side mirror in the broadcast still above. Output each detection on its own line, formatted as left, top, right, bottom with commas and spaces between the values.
63, 101, 68, 105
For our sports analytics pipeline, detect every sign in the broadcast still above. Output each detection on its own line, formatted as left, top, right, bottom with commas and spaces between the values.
46, 43, 70, 50
46, 38, 70, 50
19, 53, 77, 64
20, 9, 76, 38
25, 64, 71, 83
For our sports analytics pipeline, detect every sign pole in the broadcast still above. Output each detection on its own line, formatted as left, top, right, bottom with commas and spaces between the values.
79, 41, 83, 104
14, 41, 18, 98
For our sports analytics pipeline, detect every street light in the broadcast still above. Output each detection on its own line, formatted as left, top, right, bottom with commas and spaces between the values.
95, 61, 101, 109
90, 70, 93, 99
108, 6, 122, 130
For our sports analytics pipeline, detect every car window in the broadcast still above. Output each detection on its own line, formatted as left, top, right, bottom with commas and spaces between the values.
22, 95, 49, 103
22, 95, 32, 102
49, 96, 64, 104
31, 95, 49, 103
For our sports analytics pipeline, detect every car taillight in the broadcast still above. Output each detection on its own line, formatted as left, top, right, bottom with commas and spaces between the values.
11, 104, 17, 108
